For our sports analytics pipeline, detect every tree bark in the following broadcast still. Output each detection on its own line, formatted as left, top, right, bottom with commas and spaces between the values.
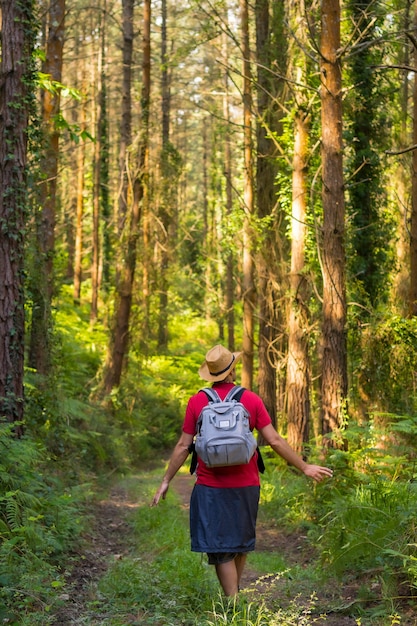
287, 109, 310, 453
222, 27, 235, 351
91, 4, 107, 322
286, 0, 311, 453
117, 0, 134, 236
240, 0, 256, 390
410, 3, 417, 316
73, 83, 87, 304
102, 0, 151, 394
320, 0, 348, 440
0, 0, 34, 429
255, 0, 284, 427
28, 0, 65, 373
157, 0, 171, 350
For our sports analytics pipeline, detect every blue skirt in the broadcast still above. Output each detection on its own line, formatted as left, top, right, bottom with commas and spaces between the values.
190, 484, 260, 554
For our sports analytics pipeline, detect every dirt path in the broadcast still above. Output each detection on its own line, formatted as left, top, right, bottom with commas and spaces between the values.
51, 484, 137, 625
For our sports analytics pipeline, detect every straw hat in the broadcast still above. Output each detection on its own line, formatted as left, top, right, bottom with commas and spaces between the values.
198, 345, 242, 382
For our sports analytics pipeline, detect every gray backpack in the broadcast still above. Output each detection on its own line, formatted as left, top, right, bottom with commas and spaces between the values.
194, 386, 258, 468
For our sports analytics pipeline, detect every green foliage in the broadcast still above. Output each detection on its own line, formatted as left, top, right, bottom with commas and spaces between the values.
344, 0, 396, 309
318, 473, 417, 586
352, 315, 417, 415
0, 425, 87, 620
24, 288, 115, 469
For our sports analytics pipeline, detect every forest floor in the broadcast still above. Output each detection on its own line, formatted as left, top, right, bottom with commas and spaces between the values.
50, 474, 416, 626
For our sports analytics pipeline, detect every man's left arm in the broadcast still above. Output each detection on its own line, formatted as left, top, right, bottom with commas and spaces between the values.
151, 431, 194, 506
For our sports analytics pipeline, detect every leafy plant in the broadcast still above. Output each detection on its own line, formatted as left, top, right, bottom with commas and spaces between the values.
0, 425, 87, 619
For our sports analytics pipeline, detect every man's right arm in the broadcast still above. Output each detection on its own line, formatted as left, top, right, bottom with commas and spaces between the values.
258, 423, 333, 483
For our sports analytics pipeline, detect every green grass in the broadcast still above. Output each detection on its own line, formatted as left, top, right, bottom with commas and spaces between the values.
84, 469, 391, 625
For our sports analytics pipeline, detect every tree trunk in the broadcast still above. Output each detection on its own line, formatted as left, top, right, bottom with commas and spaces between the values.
287, 109, 310, 453
157, 0, 171, 350
100, 65, 111, 294
73, 85, 87, 304
0, 0, 34, 430
410, 4, 417, 316
117, 0, 134, 236
202, 121, 211, 324
222, 29, 235, 351
320, 0, 348, 440
28, 0, 65, 373
255, 0, 284, 427
240, 0, 256, 390
91, 4, 106, 322
402, 0, 412, 139
286, 0, 311, 453
156, 0, 180, 350
102, 0, 151, 394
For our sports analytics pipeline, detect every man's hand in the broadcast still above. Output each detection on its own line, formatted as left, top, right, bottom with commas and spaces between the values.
151, 478, 170, 506
303, 464, 333, 483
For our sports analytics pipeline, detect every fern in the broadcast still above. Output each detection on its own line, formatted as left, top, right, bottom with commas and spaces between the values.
0, 425, 86, 617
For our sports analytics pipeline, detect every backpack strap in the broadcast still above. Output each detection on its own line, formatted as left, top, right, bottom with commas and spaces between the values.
225, 386, 264, 473
224, 385, 245, 402
189, 442, 197, 475
200, 387, 221, 403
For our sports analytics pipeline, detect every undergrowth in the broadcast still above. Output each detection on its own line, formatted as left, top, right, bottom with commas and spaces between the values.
0, 424, 90, 624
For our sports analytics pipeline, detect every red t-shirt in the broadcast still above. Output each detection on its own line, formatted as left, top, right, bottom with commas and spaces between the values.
183, 382, 272, 488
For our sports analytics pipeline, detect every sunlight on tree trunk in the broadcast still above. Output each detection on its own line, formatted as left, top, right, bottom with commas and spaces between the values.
287, 108, 310, 454
286, 0, 311, 454
320, 0, 348, 442
409, 3, 417, 316
241, 0, 256, 390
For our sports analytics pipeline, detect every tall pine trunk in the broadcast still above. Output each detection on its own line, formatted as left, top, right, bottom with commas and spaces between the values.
286, 0, 311, 453
102, 0, 151, 394
320, 0, 348, 440
118, 0, 133, 235
255, 0, 284, 427
157, 0, 171, 350
240, 0, 256, 390
410, 4, 417, 316
223, 29, 235, 350
91, 5, 108, 322
0, 0, 35, 429
73, 82, 87, 304
287, 109, 310, 453
28, 0, 65, 373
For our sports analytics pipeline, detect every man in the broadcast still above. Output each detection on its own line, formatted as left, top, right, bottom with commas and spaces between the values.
151, 345, 333, 596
